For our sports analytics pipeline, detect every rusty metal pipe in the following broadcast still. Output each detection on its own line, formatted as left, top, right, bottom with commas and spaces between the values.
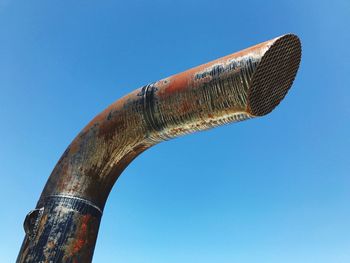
17, 34, 301, 262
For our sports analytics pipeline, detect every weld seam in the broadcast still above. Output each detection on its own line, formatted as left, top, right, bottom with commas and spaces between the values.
47, 194, 103, 215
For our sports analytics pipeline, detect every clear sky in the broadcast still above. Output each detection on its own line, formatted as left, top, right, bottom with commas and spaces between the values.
0, 0, 349, 262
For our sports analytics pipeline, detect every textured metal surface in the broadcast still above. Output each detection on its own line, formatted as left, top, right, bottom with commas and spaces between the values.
17, 34, 301, 262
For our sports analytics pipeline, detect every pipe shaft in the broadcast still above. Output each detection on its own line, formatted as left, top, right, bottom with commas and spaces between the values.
17, 34, 301, 262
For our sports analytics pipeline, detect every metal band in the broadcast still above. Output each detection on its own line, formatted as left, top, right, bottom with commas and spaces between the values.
45, 194, 103, 215
140, 83, 165, 132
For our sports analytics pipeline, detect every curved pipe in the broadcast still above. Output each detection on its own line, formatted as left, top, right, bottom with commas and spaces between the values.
17, 34, 301, 262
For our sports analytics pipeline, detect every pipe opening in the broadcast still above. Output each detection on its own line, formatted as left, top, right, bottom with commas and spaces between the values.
248, 34, 301, 116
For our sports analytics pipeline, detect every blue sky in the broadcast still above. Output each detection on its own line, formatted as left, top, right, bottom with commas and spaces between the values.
0, 0, 349, 262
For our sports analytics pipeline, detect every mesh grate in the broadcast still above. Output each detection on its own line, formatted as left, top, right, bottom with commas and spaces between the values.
248, 34, 302, 116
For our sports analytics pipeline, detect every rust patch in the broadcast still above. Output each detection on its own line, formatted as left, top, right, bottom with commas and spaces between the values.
17, 34, 301, 263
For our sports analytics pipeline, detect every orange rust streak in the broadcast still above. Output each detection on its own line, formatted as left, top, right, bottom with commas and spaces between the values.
71, 215, 90, 255
158, 38, 275, 96
81, 89, 140, 133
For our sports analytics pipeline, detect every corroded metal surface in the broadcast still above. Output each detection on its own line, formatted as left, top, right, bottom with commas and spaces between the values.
17, 34, 301, 262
